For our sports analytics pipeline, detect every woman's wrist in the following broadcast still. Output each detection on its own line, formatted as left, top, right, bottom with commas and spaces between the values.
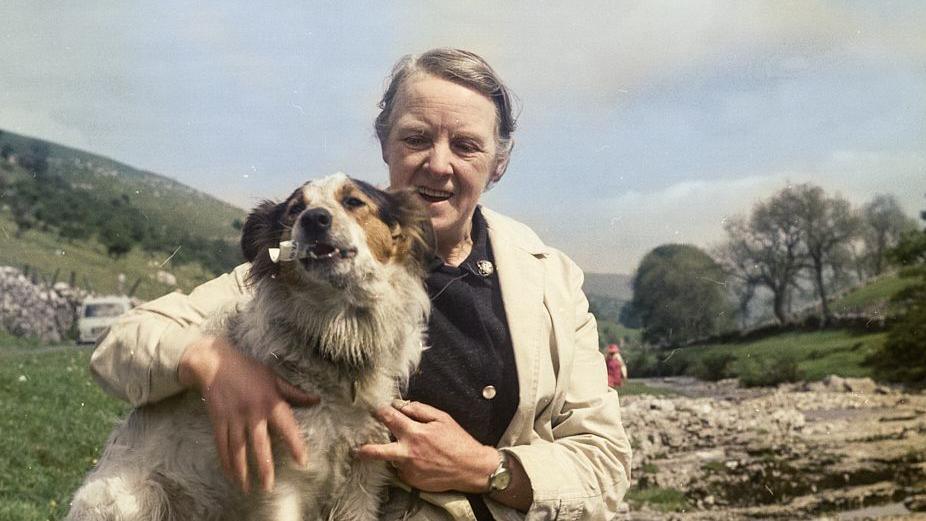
458, 445, 504, 493
178, 335, 221, 391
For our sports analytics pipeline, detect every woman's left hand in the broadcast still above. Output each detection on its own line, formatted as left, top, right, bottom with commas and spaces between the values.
355, 401, 500, 493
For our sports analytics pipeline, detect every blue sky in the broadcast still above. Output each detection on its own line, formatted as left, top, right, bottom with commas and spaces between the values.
1, 1, 923, 273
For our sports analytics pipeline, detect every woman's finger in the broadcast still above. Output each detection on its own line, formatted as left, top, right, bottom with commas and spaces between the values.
250, 420, 275, 492
354, 441, 405, 462
275, 377, 320, 407
271, 401, 308, 466
229, 423, 250, 494
374, 405, 416, 436
395, 400, 446, 423
214, 420, 233, 482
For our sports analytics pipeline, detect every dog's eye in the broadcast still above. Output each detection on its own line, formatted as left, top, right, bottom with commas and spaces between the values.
343, 196, 365, 209
288, 202, 306, 216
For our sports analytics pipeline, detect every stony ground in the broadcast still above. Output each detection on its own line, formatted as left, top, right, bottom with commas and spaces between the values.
618, 376, 926, 520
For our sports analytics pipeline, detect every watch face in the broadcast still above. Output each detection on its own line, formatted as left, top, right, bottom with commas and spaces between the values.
493, 469, 512, 491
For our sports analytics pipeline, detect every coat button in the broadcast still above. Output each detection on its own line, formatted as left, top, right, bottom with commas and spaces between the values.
482, 385, 497, 399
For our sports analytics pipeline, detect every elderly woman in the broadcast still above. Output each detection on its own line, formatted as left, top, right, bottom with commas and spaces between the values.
91, 48, 631, 520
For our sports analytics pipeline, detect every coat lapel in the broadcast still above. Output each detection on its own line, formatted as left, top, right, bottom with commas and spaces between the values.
483, 208, 547, 446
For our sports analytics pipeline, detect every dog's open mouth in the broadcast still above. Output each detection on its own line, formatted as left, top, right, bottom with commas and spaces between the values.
303, 241, 357, 262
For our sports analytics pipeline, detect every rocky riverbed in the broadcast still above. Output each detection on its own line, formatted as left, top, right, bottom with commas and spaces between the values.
618, 376, 926, 520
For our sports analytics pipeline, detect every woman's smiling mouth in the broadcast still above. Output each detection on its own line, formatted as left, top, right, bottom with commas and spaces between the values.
416, 186, 453, 203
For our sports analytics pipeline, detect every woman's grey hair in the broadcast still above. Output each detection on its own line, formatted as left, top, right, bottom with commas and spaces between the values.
375, 48, 518, 171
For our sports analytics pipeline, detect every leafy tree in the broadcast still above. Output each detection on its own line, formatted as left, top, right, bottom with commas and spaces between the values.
0, 143, 13, 160
627, 244, 732, 346
861, 194, 919, 276
868, 201, 926, 385
99, 218, 134, 258
792, 184, 860, 323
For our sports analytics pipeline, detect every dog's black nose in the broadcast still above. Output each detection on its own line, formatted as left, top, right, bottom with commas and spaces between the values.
301, 208, 332, 233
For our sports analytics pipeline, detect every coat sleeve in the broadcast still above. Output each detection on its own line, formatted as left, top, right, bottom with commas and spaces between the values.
505, 252, 632, 520
89, 263, 252, 406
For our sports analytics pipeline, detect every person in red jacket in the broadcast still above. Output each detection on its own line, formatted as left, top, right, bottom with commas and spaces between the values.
606, 343, 628, 388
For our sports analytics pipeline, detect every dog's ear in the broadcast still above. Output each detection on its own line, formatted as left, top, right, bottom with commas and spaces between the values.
241, 199, 287, 284
385, 188, 438, 274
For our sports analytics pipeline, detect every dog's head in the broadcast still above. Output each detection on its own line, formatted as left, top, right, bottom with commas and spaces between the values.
241, 173, 436, 292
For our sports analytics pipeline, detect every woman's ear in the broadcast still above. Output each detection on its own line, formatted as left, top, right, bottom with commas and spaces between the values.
487, 144, 512, 190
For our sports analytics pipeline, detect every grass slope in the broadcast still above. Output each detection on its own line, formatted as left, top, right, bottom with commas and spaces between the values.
830, 272, 914, 315
631, 329, 885, 382
0, 346, 127, 520
0, 208, 215, 299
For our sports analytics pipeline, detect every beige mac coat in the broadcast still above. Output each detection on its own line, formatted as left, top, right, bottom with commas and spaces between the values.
90, 208, 632, 521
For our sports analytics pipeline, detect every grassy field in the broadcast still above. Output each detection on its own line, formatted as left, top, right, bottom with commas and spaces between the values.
0, 330, 878, 518
629, 329, 886, 382
619, 380, 680, 397
830, 272, 914, 314
0, 346, 127, 521
0, 209, 216, 300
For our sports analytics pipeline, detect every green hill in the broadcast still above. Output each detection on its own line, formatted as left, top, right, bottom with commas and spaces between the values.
0, 128, 244, 240
830, 272, 914, 315
0, 128, 247, 298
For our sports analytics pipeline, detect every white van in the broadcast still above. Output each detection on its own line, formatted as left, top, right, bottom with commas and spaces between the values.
77, 296, 132, 344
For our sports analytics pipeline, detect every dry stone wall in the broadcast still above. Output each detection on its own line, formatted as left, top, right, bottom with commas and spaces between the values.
0, 266, 90, 343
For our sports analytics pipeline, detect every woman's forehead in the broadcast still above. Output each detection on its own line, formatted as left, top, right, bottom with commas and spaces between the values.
392, 74, 497, 131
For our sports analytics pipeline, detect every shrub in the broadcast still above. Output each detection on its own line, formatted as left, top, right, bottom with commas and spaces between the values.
736, 353, 803, 387
694, 352, 737, 381
625, 487, 689, 513
868, 294, 926, 385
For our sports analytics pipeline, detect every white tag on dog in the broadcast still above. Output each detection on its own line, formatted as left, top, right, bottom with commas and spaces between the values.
269, 240, 300, 263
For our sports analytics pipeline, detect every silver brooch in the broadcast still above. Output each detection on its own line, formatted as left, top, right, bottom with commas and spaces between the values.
476, 260, 495, 277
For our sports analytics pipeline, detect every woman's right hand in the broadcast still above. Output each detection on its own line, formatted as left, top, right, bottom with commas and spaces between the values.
178, 335, 319, 493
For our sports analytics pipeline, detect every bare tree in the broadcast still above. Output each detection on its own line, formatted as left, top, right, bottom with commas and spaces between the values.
862, 194, 919, 276
792, 184, 860, 323
720, 187, 805, 325
713, 241, 759, 329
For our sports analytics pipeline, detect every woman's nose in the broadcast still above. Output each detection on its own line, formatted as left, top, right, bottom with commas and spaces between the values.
425, 142, 453, 175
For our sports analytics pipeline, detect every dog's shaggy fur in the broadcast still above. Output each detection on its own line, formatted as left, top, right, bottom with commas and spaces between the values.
67, 173, 435, 521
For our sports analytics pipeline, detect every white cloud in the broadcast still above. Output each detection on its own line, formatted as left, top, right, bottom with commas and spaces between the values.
520, 150, 925, 274
394, 1, 925, 105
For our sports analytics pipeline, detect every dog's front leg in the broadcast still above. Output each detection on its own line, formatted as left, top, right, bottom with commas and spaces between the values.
65, 469, 168, 521
245, 482, 307, 521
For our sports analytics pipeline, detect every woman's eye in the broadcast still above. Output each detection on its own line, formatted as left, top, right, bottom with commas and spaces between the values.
454, 141, 479, 154
403, 135, 428, 147
343, 196, 365, 209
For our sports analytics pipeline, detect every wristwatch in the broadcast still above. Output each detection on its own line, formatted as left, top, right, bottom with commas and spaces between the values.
487, 451, 512, 492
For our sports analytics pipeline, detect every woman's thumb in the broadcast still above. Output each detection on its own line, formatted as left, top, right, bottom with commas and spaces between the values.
275, 377, 319, 406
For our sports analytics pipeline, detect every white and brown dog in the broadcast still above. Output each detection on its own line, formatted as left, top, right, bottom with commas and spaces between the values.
67, 173, 435, 521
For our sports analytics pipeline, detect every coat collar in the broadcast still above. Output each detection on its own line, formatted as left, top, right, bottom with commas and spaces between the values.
482, 206, 547, 446
480, 206, 551, 257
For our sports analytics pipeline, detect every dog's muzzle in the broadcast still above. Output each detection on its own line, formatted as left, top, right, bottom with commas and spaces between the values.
268, 240, 357, 263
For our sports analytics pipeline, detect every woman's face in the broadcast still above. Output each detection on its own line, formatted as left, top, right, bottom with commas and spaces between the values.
383, 73, 504, 247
